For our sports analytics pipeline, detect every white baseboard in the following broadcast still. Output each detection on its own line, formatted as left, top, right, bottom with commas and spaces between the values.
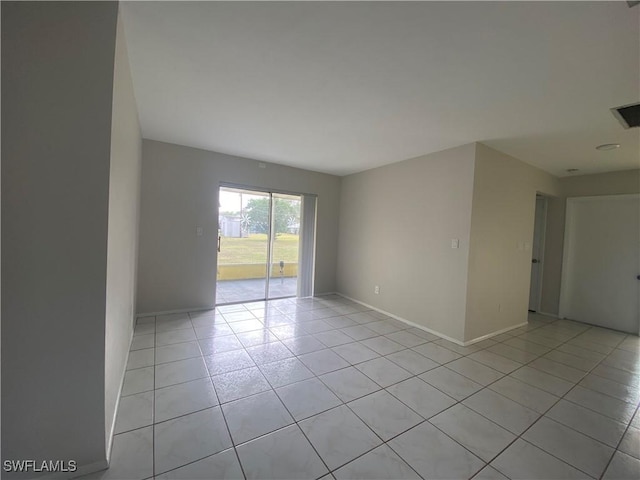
335, 293, 468, 346
537, 311, 559, 319
105, 326, 134, 462
105, 391, 121, 463
136, 306, 214, 318
336, 293, 533, 347
463, 322, 528, 345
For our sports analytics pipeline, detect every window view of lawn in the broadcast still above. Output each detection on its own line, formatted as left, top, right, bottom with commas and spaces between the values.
218, 233, 300, 265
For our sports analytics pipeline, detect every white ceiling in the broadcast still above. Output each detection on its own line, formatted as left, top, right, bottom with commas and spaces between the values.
121, 1, 640, 177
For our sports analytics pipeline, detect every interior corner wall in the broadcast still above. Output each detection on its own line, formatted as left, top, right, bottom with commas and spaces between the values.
104, 10, 143, 453
540, 169, 640, 316
136, 140, 341, 314
336, 144, 477, 342
464, 143, 560, 342
1, 1, 118, 475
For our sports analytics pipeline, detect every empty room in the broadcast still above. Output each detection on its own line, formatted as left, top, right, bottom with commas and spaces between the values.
2, 1, 640, 480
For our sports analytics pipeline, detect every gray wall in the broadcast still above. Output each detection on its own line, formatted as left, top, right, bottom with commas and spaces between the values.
104, 11, 143, 453
465, 144, 559, 341
337, 144, 477, 341
2, 1, 118, 474
335, 142, 566, 344
540, 169, 640, 315
137, 140, 341, 314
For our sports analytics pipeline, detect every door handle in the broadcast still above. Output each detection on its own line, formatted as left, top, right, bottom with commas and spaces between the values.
532, 259, 539, 264
217, 236, 221, 253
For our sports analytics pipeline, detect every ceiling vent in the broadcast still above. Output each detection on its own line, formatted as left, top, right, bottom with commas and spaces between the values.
611, 102, 640, 129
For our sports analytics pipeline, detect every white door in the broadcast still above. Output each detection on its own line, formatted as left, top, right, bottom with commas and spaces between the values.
528, 197, 547, 311
560, 194, 640, 333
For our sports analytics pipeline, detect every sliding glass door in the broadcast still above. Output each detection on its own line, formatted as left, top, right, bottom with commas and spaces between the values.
216, 186, 304, 305
216, 188, 270, 304
268, 194, 301, 299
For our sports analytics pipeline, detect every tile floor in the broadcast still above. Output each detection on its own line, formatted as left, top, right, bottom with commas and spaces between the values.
84, 295, 640, 480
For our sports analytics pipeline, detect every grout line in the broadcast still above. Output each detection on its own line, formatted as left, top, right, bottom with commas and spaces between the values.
599, 403, 640, 480
227, 330, 338, 477
193, 320, 249, 480
383, 317, 628, 479
117, 302, 637, 480
151, 315, 157, 480
482, 325, 631, 479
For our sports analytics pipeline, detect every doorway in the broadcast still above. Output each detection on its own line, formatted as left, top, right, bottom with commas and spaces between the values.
559, 194, 640, 334
528, 195, 547, 312
215, 186, 306, 305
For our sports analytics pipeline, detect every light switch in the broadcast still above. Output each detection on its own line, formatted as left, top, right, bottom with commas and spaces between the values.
451, 239, 459, 249
196, 226, 203, 237
524, 242, 531, 251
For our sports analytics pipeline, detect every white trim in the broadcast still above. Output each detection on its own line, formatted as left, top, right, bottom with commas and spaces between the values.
336, 293, 467, 345
463, 322, 528, 345
537, 311, 559, 319
336, 293, 531, 346
219, 181, 317, 199
558, 197, 575, 320
137, 306, 214, 319
538, 197, 548, 313
265, 193, 275, 300
611, 102, 638, 130
106, 389, 122, 461
299, 194, 317, 298
105, 326, 134, 460
530, 195, 548, 313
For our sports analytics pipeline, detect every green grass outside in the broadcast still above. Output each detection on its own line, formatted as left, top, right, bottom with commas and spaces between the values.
218, 233, 300, 264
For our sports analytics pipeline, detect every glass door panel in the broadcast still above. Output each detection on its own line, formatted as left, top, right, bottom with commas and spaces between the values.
268, 194, 301, 299
216, 187, 270, 304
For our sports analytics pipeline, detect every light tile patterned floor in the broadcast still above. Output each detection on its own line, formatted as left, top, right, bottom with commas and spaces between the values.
83, 295, 640, 480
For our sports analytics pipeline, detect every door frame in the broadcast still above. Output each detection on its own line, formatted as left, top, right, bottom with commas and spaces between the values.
528, 195, 548, 312
216, 182, 312, 305
559, 193, 640, 333
268, 191, 306, 301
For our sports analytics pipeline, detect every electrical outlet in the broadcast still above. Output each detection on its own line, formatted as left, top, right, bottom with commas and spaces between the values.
374, 285, 380, 295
